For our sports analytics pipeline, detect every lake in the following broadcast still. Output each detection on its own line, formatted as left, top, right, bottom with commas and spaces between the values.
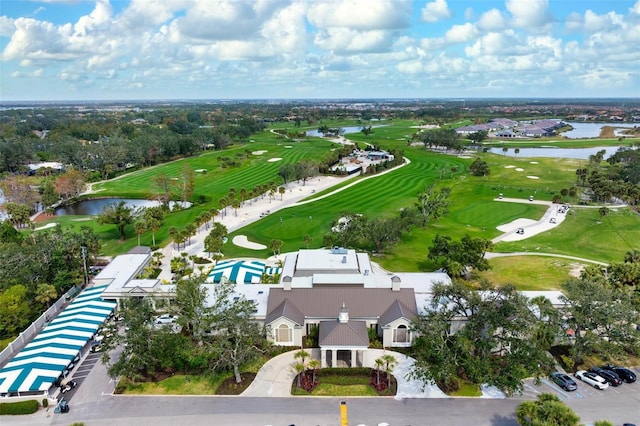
55, 198, 160, 216
561, 122, 640, 139
488, 145, 628, 160
306, 125, 385, 137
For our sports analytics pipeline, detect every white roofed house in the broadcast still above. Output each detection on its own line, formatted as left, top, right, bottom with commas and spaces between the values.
94, 246, 453, 369
262, 248, 450, 368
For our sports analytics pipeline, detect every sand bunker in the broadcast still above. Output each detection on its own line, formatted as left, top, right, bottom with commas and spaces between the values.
252, 150, 267, 155
515, 168, 524, 172
35, 223, 59, 231
268, 157, 283, 162
284, 145, 293, 148
496, 218, 537, 233
232, 235, 267, 250
504, 165, 515, 169
530, 161, 539, 164
526, 176, 540, 179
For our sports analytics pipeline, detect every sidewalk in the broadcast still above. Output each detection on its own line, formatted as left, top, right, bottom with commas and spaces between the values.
155, 175, 354, 283
239, 349, 450, 399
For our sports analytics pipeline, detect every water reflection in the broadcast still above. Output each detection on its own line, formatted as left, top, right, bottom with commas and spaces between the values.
562, 122, 640, 139
55, 198, 160, 216
487, 146, 627, 160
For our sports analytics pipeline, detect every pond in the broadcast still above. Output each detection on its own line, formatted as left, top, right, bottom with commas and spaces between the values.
561, 122, 640, 139
487, 145, 628, 160
55, 198, 161, 216
305, 125, 385, 137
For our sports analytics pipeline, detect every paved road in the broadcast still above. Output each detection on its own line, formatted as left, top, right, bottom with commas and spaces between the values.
47, 396, 523, 426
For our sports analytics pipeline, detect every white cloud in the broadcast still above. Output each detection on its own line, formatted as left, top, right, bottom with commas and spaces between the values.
10, 68, 43, 78
477, 9, 506, 32
308, 0, 412, 30
631, 1, 640, 15
444, 23, 478, 44
260, 2, 306, 54
0, 16, 15, 37
421, 0, 451, 23
314, 28, 392, 54
506, 0, 551, 30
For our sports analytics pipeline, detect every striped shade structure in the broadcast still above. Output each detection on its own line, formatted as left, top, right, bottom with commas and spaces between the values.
0, 285, 116, 395
207, 260, 266, 284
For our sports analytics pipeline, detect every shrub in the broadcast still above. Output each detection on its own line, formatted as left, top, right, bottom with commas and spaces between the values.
42, 398, 48, 408
0, 400, 39, 415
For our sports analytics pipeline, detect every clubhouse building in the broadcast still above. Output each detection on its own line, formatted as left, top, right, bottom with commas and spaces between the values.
98, 247, 451, 367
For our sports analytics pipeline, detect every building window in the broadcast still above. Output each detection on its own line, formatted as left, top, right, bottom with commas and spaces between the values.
393, 324, 410, 343
275, 324, 292, 343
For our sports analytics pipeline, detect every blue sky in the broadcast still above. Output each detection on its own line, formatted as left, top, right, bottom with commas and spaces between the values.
1, 0, 639, 101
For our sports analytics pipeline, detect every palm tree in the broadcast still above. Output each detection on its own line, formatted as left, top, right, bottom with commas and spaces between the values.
293, 362, 305, 388
134, 220, 147, 246
374, 357, 384, 387
303, 234, 312, 249
239, 188, 247, 206
185, 223, 197, 245
152, 251, 163, 267
209, 208, 219, 225
219, 197, 228, 217
169, 226, 178, 249
308, 359, 321, 385
232, 199, 241, 216
269, 239, 283, 257
278, 186, 286, 201
381, 354, 397, 388
294, 349, 310, 366
147, 217, 160, 247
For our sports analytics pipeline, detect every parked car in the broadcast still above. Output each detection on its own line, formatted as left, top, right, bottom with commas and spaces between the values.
155, 314, 178, 324
61, 380, 77, 394
574, 370, 609, 390
529, 196, 534, 201
516, 228, 524, 235
602, 365, 637, 383
589, 367, 622, 387
550, 372, 577, 391
549, 217, 557, 224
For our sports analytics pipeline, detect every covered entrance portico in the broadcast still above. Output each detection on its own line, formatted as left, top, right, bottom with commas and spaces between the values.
318, 305, 370, 368
320, 346, 367, 368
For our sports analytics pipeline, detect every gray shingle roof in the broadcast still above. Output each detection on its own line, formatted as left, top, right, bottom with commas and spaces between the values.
379, 299, 416, 326
265, 287, 417, 321
264, 299, 305, 325
318, 320, 369, 347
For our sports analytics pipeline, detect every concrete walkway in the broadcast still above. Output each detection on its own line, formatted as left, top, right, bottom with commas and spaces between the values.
240, 349, 449, 399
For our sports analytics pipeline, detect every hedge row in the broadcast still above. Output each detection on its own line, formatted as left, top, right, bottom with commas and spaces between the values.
0, 399, 39, 415
317, 367, 372, 377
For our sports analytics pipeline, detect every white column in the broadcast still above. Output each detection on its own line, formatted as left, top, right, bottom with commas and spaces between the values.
351, 350, 357, 368
331, 349, 337, 368
321, 349, 327, 368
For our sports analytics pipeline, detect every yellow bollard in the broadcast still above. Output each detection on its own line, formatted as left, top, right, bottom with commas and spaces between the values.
340, 400, 348, 426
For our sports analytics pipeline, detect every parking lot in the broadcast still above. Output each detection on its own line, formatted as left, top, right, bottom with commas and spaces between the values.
522, 367, 640, 402
516, 368, 640, 423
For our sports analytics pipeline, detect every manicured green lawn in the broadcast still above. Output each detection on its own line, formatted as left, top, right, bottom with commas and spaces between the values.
494, 207, 640, 264
477, 256, 577, 290
294, 382, 378, 396
449, 381, 482, 397
40, 120, 640, 269
119, 374, 220, 395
